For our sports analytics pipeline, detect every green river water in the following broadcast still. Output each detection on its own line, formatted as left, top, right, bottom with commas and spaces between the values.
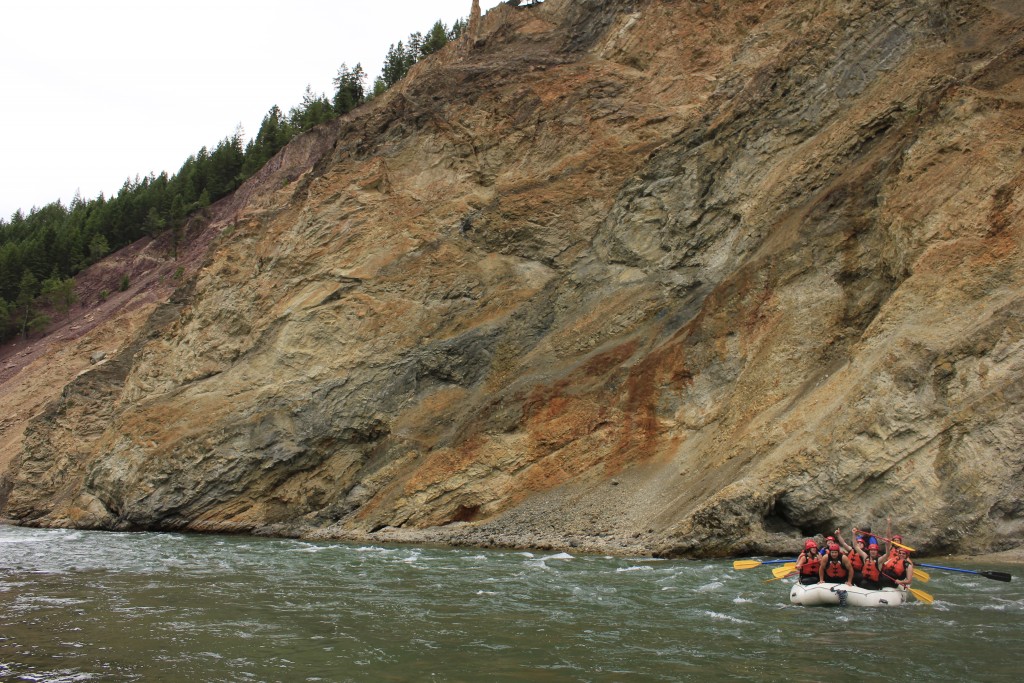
1, 525, 1021, 682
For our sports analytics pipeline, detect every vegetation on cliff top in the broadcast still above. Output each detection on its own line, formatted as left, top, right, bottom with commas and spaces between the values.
0, 18, 465, 342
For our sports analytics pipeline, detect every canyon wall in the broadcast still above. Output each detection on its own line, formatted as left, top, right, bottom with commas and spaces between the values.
2, 0, 1022, 557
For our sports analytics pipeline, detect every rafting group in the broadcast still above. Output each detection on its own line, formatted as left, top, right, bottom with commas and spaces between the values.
735, 525, 1012, 607
796, 527, 911, 590
729, 526, 926, 606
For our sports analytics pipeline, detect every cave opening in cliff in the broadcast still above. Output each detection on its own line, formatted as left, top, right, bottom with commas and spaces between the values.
448, 504, 482, 524
764, 495, 820, 538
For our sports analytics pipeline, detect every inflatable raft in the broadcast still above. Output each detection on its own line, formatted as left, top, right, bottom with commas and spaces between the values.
790, 582, 908, 607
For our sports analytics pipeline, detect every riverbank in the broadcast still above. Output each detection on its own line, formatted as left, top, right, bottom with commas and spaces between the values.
5, 517, 1022, 566
942, 546, 1024, 565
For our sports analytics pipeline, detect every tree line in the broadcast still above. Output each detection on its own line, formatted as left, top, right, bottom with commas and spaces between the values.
0, 18, 465, 343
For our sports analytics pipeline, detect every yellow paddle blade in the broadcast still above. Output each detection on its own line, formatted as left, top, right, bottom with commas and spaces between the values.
733, 560, 764, 570
909, 587, 934, 604
772, 564, 797, 578
763, 570, 796, 583
913, 568, 930, 583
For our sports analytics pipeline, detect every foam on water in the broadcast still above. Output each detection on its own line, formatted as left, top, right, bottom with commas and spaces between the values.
701, 610, 751, 625
695, 580, 725, 592
293, 543, 326, 553
545, 552, 574, 560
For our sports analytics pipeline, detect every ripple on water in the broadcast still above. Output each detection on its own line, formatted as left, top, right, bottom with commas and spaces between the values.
700, 610, 752, 625
292, 543, 326, 553
695, 580, 725, 592
545, 552, 574, 561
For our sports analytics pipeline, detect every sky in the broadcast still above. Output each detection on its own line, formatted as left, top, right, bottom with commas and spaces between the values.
0, 0, 506, 220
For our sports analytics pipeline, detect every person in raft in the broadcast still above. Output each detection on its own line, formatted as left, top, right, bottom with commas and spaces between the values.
879, 534, 914, 589
833, 529, 866, 585
795, 539, 822, 585
853, 542, 884, 589
818, 542, 855, 586
818, 535, 838, 556
856, 526, 879, 546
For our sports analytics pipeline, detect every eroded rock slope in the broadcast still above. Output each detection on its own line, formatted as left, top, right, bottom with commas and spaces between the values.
2, 0, 1022, 557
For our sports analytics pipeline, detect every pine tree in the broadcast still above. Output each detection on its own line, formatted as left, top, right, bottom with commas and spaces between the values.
291, 85, 327, 132
169, 195, 186, 259
0, 297, 11, 339
145, 207, 166, 236
333, 63, 366, 115
208, 133, 245, 198
15, 270, 47, 337
88, 233, 110, 262
449, 18, 467, 40
0, 244, 19, 301
41, 273, 77, 318
242, 105, 292, 176
381, 41, 410, 89
420, 21, 450, 58
406, 32, 424, 65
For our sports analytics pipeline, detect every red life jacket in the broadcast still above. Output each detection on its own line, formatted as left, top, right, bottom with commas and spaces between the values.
848, 550, 864, 571
824, 557, 848, 581
799, 552, 821, 577
883, 555, 907, 580
862, 557, 881, 582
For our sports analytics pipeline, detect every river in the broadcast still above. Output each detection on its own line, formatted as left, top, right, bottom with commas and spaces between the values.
1, 525, 1021, 682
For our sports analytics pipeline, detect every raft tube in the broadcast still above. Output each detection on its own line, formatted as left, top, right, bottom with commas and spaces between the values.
790, 582, 908, 607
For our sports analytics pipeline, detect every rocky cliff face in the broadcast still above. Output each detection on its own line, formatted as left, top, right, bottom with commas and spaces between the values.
2, 0, 1022, 557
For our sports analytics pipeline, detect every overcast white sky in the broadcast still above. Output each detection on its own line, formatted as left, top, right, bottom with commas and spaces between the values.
0, 0, 506, 220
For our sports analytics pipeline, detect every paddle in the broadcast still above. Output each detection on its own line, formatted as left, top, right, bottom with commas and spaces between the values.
881, 571, 932, 604
855, 529, 915, 552
733, 559, 794, 570
772, 564, 797, 578
763, 570, 796, 583
916, 562, 1012, 583
912, 568, 930, 583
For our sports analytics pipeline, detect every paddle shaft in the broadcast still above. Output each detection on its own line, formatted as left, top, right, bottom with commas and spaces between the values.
881, 571, 912, 587
878, 571, 933, 603
734, 558, 795, 571
854, 529, 914, 552
916, 562, 1012, 583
